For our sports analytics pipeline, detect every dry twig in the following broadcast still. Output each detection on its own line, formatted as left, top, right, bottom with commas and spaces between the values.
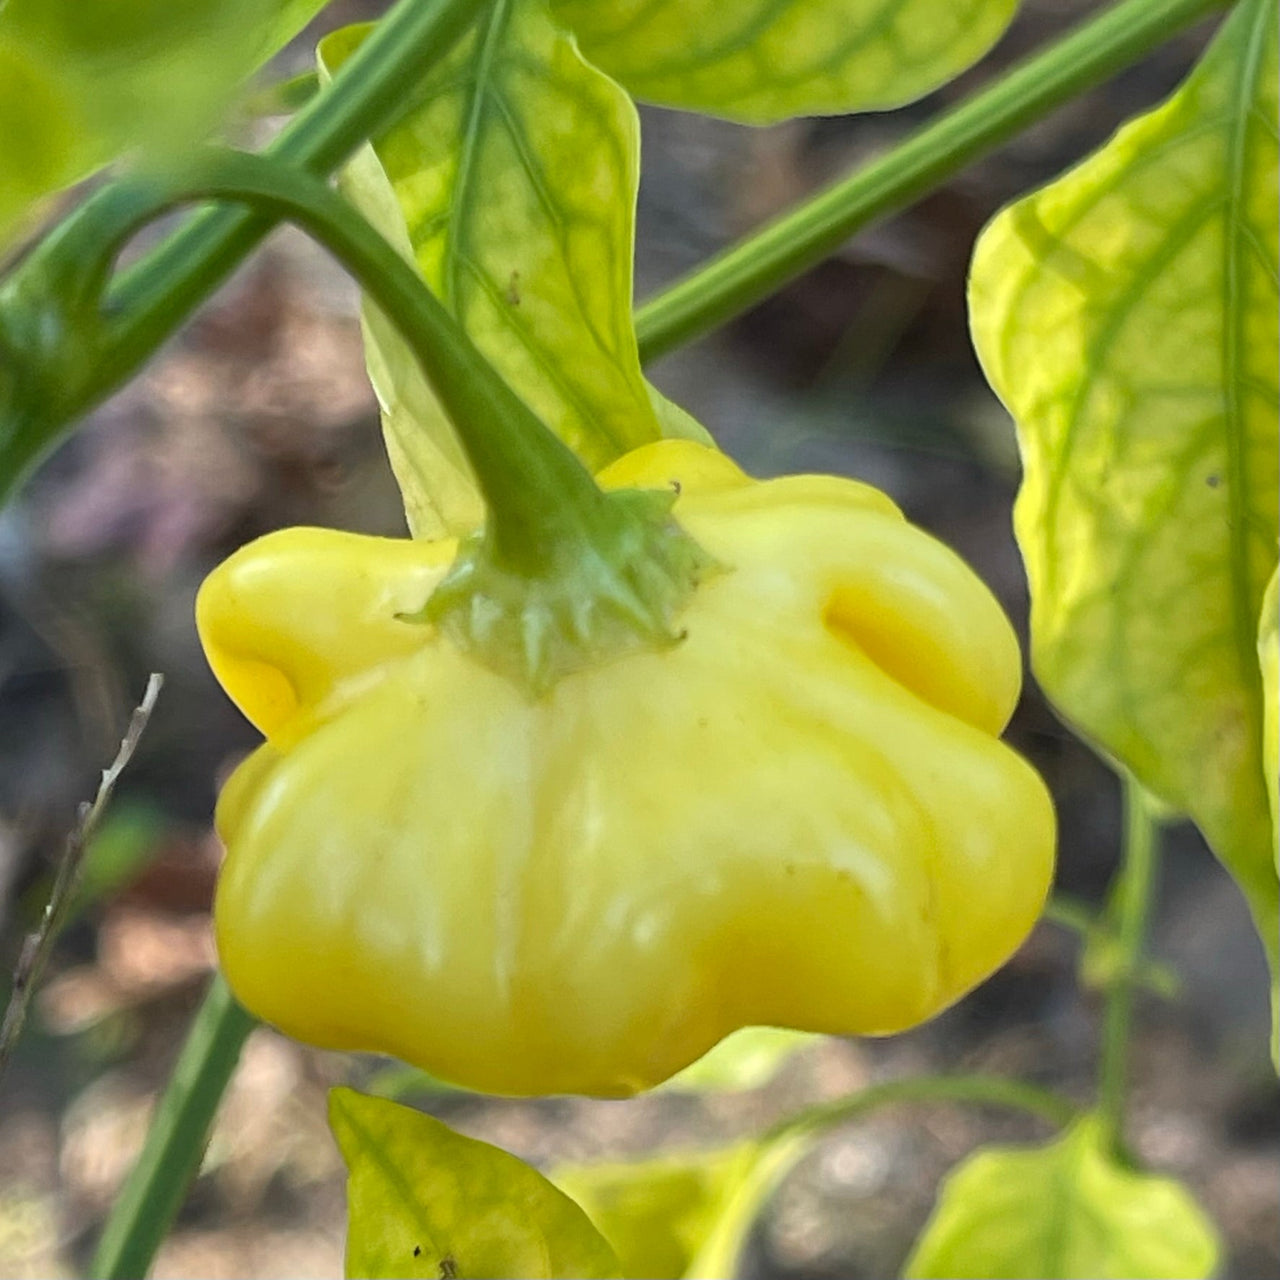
0, 673, 164, 1081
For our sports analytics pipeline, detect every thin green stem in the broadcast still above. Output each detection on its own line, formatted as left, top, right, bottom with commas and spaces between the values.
8, 139, 612, 562
635, 0, 1226, 362
162, 150, 613, 568
128, 152, 713, 692
1096, 775, 1161, 1156
90, 974, 256, 1280
80, 0, 483, 423
1043, 892, 1098, 939
766, 1073, 1078, 1146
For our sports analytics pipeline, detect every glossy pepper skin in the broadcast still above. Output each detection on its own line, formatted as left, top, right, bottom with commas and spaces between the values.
198, 440, 1055, 1097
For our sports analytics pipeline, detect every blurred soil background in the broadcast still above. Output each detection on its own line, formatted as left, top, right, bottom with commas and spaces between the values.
1, 1, 1277, 1276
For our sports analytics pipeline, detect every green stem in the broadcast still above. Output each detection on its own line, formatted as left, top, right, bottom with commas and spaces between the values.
162, 150, 613, 569
635, 0, 1226, 362
9, 143, 611, 562
1096, 775, 1161, 1156
1043, 892, 1098, 939
76, 0, 483, 424
766, 1073, 1078, 1146
91, 975, 255, 1280
143, 152, 712, 690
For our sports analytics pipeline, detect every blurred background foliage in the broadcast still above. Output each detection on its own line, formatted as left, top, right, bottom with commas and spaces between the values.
0, 1, 1276, 1276
0, 0, 327, 243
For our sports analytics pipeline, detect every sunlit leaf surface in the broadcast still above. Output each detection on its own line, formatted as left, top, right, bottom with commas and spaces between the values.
970, 0, 1280, 988
554, 1134, 808, 1279
330, 1088, 619, 1279
553, 0, 1018, 124
905, 1115, 1220, 1279
321, 0, 667, 537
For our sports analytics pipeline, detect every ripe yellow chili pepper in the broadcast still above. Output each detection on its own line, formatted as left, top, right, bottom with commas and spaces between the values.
198, 440, 1055, 1097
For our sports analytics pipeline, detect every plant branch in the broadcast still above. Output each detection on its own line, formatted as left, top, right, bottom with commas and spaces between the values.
0, 673, 163, 1082
92, 153, 712, 692
156, 151, 617, 552
3, 0, 1229, 487
90, 973, 256, 1280
1096, 775, 1162, 1155
635, 0, 1227, 362
766, 1072, 1079, 1146
52, 0, 483, 435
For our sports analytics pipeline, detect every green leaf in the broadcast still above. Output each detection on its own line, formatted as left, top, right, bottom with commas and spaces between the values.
646, 383, 716, 449
662, 1027, 816, 1093
329, 1087, 620, 1280
554, 1134, 809, 1280
0, 44, 80, 242
553, 1148, 749, 1280
685, 1134, 809, 1280
905, 1115, 1220, 1279
969, 0, 1280, 995
0, 0, 330, 243
363, 1063, 465, 1101
320, 0, 671, 538
552, 0, 1019, 125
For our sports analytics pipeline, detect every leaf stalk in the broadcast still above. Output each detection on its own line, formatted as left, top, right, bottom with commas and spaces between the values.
90, 975, 256, 1280
1096, 776, 1162, 1157
635, 0, 1228, 361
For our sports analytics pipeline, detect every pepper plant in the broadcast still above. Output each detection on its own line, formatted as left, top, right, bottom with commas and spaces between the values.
0, 0, 1275, 1276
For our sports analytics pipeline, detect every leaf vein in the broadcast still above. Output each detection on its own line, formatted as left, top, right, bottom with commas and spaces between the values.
458, 252, 631, 457
443, 0, 514, 312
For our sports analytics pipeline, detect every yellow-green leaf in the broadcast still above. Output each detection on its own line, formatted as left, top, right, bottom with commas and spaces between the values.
552, 0, 1018, 125
969, 0, 1280, 992
646, 383, 716, 450
320, 0, 669, 538
686, 1134, 809, 1280
662, 1027, 816, 1093
0, 0, 330, 244
330, 1087, 619, 1280
554, 1134, 808, 1280
905, 1115, 1220, 1279
0, 43, 80, 243
554, 1148, 747, 1280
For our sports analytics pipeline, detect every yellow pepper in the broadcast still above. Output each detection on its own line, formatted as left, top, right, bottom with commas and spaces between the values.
198, 439, 1055, 1097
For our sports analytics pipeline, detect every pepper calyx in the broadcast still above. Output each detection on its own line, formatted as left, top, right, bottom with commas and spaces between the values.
406, 486, 721, 697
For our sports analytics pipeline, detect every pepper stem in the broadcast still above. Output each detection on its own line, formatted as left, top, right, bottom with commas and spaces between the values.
5, 149, 712, 692
183, 151, 635, 576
